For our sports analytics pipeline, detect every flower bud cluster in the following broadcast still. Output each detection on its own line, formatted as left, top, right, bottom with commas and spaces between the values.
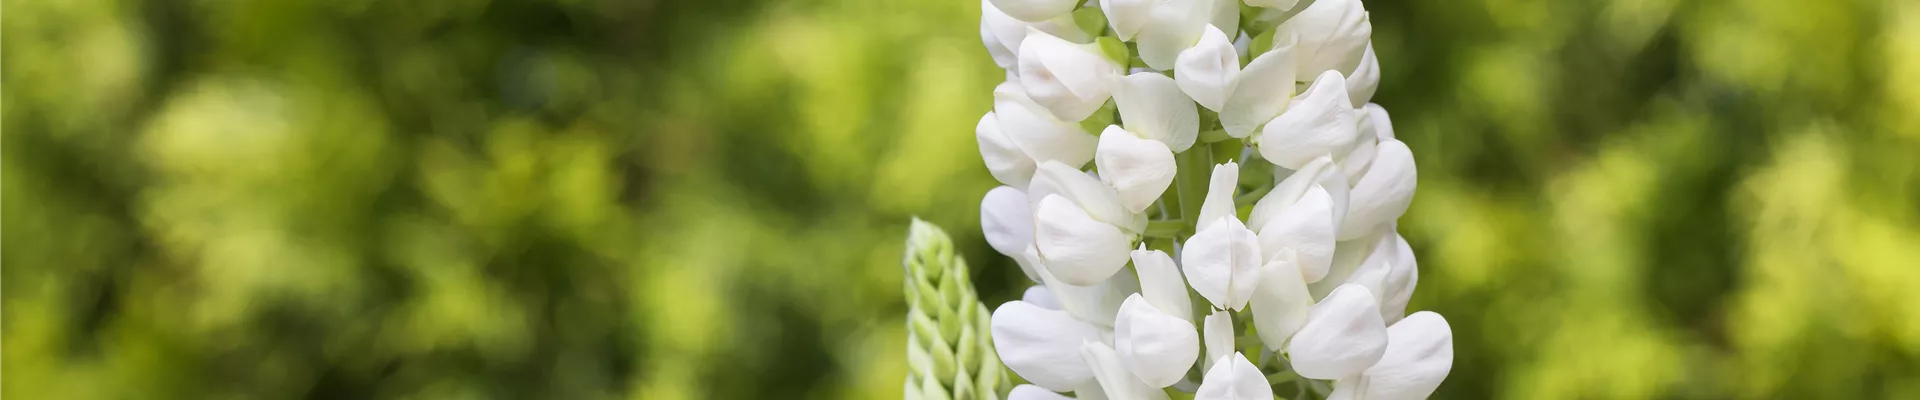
973, 0, 1452, 399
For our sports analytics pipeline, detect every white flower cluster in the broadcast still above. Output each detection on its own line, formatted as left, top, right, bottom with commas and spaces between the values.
974, 0, 1452, 399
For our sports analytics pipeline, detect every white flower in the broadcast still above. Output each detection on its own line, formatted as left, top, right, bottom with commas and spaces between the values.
983, 0, 1094, 72
1112, 72, 1200, 152
1130, 246, 1193, 321
1101, 0, 1154, 40
977, 110, 1038, 187
1208, 0, 1239, 39
983, 81, 1098, 187
982, 185, 1042, 281
988, 0, 1080, 23
1287, 284, 1389, 379
1252, 185, 1338, 283
1175, 25, 1301, 138
1034, 248, 1140, 328
1023, 285, 1064, 310
1128, 0, 1216, 70
1338, 138, 1415, 240
1275, 0, 1372, 78
982, 185, 1036, 258
1310, 226, 1391, 299
1182, 162, 1264, 311
1327, 311, 1453, 400
1256, 70, 1359, 170
1035, 195, 1135, 286
1019, 28, 1124, 122
1249, 249, 1313, 346
1335, 231, 1419, 324
1096, 126, 1178, 214
1202, 309, 1234, 369
1248, 156, 1350, 240
1194, 352, 1273, 400
1363, 103, 1395, 140
1346, 44, 1380, 107
1083, 341, 1174, 400
1375, 233, 1419, 325
1030, 162, 1142, 285
1114, 295, 1200, 387
991, 300, 1106, 391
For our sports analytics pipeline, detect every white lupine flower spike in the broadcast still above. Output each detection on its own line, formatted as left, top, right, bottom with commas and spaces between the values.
960, 1, 1447, 398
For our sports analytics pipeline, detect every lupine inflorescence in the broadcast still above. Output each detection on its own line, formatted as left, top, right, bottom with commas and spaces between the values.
972, 0, 1453, 399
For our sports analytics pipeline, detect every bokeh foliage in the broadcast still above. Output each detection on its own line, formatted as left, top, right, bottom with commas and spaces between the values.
3, 0, 1917, 398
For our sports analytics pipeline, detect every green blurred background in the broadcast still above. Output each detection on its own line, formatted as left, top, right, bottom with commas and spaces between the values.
5, 0, 1919, 398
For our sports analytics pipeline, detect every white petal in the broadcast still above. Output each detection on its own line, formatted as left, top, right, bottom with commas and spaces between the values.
1096, 127, 1178, 214
1024, 285, 1064, 310
1114, 73, 1200, 152
983, 185, 1037, 258
979, 111, 1040, 187
1115, 295, 1200, 387
1330, 311, 1453, 400
1339, 139, 1415, 240
1311, 227, 1393, 299
1131, 246, 1193, 322
1173, 25, 1238, 112
1251, 254, 1313, 347
1276, 0, 1371, 78
1341, 135, 1378, 186
1377, 233, 1419, 325
1345, 44, 1380, 107
1255, 185, 1337, 282
988, 0, 1080, 23
1102, 0, 1153, 40
1203, 310, 1234, 370
1035, 195, 1135, 286
1133, 1, 1214, 70
1256, 70, 1358, 169
1038, 259, 1140, 328
1082, 341, 1173, 400
1287, 284, 1388, 379
1010, 384, 1077, 400
1030, 161, 1136, 229
982, 4, 1020, 70
1209, 0, 1240, 39
1219, 31, 1298, 138
1182, 218, 1262, 310
1363, 103, 1395, 141
1020, 28, 1121, 121
1195, 162, 1240, 232
995, 82, 1097, 168
1194, 353, 1273, 400
993, 300, 1104, 391
1247, 156, 1333, 230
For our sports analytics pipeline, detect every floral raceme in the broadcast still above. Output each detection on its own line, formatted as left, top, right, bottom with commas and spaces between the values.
974, 0, 1452, 399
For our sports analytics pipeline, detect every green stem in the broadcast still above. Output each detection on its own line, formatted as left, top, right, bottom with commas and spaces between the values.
1173, 143, 1215, 236
1144, 219, 1187, 238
